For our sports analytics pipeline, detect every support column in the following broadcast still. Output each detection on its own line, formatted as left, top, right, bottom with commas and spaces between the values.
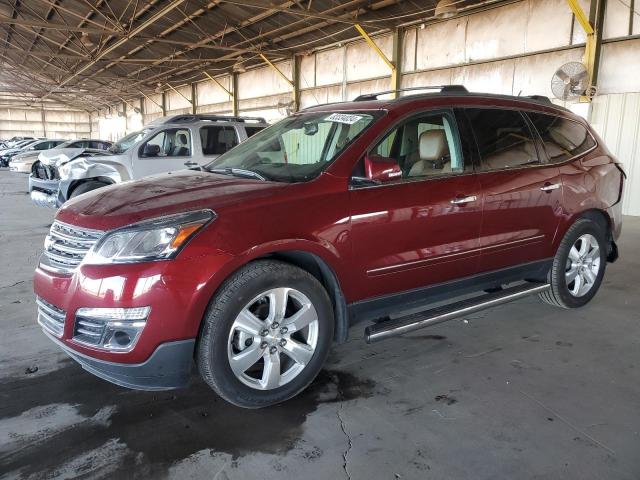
232, 73, 239, 117
40, 103, 46, 138
191, 83, 197, 114
391, 27, 403, 93
292, 54, 301, 112
161, 91, 167, 116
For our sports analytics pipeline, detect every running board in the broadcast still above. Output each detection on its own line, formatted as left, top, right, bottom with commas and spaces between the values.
364, 283, 550, 344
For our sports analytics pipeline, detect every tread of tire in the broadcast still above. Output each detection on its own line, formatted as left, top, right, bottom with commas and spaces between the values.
539, 218, 599, 309
196, 259, 328, 407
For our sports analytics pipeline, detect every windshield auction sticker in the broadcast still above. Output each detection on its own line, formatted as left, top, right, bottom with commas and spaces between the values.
325, 113, 363, 125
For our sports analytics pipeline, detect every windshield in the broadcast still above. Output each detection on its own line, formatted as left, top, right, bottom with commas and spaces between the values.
109, 129, 151, 154
204, 111, 381, 182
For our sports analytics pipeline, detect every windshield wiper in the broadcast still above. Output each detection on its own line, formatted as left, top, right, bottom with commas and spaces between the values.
210, 167, 267, 181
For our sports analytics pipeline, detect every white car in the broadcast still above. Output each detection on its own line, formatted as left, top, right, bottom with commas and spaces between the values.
29, 114, 268, 208
9, 139, 111, 173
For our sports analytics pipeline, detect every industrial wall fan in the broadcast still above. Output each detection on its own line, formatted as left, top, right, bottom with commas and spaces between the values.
551, 62, 595, 100
276, 97, 295, 116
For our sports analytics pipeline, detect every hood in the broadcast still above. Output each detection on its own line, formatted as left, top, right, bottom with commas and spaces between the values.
56, 170, 289, 230
12, 150, 40, 161
39, 148, 112, 166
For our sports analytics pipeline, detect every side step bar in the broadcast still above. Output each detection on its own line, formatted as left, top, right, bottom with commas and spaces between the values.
365, 283, 550, 344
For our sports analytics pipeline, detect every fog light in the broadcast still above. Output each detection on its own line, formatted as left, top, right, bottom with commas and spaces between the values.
74, 306, 150, 352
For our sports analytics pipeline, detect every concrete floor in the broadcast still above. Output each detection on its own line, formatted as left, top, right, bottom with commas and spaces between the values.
0, 169, 639, 480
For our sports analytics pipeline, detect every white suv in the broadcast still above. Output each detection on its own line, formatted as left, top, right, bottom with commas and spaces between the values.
29, 114, 268, 208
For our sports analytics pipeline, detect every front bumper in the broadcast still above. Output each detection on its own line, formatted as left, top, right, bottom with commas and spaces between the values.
29, 175, 62, 208
34, 249, 234, 388
46, 331, 195, 390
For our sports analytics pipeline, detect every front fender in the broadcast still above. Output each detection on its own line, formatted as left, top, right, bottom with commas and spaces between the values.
59, 159, 124, 200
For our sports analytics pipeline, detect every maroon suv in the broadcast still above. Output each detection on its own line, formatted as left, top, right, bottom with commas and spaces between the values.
34, 86, 624, 408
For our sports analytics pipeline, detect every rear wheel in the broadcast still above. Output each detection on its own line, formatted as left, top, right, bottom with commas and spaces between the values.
197, 260, 334, 408
539, 219, 607, 308
69, 180, 109, 199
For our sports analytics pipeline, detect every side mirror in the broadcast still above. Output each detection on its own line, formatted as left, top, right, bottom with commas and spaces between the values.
303, 122, 319, 136
143, 143, 160, 157
364, 154, 402, 183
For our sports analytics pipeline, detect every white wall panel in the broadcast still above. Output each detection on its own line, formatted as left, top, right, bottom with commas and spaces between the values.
571, 0, 592, 44
197, 76, 232, 106
144, 94, 163, 114
452, 60, 516, 94
167, 86, 191, 111
603, 1, 630, 39
416, 18, 467, 70
598, 39, 640, 94
300, 54, 316, 88
526, 0, 573, 51
238, 61, 292, 99
300, 85, 343, 109
346, 78, 392, 101
466, 3, 526, 61
346, 36, 392, 82
590, 93, 640, 215
512, 48, 583, 97
401, 28, 417, 73
316, 49, 344, 86
401, 69, 453, 90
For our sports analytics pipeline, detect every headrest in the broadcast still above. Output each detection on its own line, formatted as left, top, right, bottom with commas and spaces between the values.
419, 129, 448, 161
176, 133, 187, 145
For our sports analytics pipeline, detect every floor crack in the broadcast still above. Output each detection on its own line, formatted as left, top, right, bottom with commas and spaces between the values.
336, 402, 353, 480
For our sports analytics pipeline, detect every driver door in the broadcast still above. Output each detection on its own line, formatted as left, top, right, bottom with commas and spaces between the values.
134, 128, 193, 177
349, 109, 483, 303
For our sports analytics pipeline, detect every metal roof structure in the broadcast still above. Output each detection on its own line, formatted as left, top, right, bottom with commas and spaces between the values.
0, 0, 500, 111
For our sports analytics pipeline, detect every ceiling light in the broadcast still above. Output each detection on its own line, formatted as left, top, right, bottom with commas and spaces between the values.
80, 32, 94, 47
434, 0, 458, 19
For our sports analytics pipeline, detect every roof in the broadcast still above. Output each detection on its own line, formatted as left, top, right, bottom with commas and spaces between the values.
0, 1, 500, 111
302, 88, 572, 114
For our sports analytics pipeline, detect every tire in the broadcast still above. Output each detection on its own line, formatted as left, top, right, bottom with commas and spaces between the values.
539, 218, 607, 309
197, 260, 334, 408
69, 181, 109, 199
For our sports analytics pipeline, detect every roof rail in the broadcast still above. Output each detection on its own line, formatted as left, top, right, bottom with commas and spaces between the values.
523, 95, 554, 105
159, 114, 267, 124
354, 85, 468, 101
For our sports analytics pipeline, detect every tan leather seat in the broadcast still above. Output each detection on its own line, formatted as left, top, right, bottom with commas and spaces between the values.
408, 129, 451, 177
482, 139, 537, 169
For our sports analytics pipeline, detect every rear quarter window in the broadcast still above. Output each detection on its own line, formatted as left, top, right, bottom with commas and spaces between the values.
527, 112, 596, 163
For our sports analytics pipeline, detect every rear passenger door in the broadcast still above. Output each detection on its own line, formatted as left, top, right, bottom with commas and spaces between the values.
200, 125, 239, 163
464, 107, 563, 273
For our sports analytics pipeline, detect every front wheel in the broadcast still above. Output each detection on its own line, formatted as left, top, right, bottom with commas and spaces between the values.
539, 218, 607, 308
197, 260, 334, 408
69, 180, 109, 199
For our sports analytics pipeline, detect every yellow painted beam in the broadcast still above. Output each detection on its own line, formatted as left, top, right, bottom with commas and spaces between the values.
354, 23, 397, 98
203, 71, 234, 98
566, 0, 596, 102
259, 53, 294, 88
165, 83, 192, 104
566, 0, 594, 35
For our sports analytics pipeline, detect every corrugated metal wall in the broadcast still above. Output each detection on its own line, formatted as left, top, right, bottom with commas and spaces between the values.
590, 93, 640, 216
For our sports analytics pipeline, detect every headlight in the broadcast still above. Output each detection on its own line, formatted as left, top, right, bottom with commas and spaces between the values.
85, 210, 215, 265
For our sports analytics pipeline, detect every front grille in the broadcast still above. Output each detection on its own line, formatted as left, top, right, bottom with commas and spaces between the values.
32, 161, 59, 180
73, 314, 106, 346
37, 297, 66, 337
42, 221, 103, 274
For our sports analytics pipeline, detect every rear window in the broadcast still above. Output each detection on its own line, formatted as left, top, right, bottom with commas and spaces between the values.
465, 108, 539, 170
527, 112, 595, 163
245, 126, 264, 138
200, 126, 238, 155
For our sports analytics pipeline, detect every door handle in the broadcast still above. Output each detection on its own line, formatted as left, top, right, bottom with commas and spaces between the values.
450, 195, 477, 205
540, 182, 560, 192
184, 161, 198, 167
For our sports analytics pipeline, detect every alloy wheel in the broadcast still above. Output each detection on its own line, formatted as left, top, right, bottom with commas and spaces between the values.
227, 287, 319, 390
565, 233, 601, 297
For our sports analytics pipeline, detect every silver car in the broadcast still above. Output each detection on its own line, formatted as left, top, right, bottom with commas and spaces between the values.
29, 114, 268, 208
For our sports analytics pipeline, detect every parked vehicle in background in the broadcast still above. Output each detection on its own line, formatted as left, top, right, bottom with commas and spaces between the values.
10, 139, 112, 174
5, 136, 35, 147
29, 115, 268, 208
8, 139, 67, 172
0, 139, 42, 167
34, 86, 624, 408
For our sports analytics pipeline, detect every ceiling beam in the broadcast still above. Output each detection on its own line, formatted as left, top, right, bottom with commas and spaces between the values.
41, 0, 187, 99
0, 15, 121, 35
